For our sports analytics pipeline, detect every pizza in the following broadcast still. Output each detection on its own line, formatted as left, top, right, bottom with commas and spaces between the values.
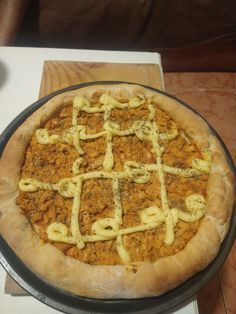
0, 83, 234, 298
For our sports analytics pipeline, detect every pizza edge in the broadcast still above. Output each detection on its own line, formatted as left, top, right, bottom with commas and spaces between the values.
0, 83, 234, 298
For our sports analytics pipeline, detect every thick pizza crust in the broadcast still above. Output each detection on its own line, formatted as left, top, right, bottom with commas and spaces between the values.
0, 84, 234, 298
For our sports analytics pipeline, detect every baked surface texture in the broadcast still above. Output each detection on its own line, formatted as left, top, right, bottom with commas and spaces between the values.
0, 83, 234, 298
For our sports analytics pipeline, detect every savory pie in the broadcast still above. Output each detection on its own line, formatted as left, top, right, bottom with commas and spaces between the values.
0, 83, 234, 298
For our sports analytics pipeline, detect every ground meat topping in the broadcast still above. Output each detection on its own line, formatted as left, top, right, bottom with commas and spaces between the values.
17, 90, 209, 265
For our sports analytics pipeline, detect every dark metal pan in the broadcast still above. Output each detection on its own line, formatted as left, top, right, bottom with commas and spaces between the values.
0, 81, 235, 314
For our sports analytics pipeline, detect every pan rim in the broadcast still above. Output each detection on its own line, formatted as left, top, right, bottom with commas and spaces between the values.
0, 80, 235, 314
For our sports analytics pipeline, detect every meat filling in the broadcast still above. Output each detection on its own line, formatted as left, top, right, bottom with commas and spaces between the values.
17, 94, 208, 265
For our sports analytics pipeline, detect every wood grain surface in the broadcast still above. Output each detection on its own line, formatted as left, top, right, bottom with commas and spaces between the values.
39, 61, 163, 98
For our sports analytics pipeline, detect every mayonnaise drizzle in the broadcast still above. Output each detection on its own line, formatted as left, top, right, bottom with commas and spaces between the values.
72, 157, 83, 175
71, 179, 84, 249
103, 132, 114, 171
151, 121, 174, 244
112, 179, 123, 225
20, 93, 210, 264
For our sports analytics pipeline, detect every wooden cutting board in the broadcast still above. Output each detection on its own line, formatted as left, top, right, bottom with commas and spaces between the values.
5, 60, 164, 295
39, 61, 164, 97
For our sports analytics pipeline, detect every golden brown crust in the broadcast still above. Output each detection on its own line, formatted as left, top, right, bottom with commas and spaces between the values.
0, 83, 234, 298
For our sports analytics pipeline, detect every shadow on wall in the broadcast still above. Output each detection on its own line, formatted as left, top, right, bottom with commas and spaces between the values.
0, 61, 8, 89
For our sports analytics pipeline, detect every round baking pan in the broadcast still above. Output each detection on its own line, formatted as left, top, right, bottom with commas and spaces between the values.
0, 81, 235, 314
